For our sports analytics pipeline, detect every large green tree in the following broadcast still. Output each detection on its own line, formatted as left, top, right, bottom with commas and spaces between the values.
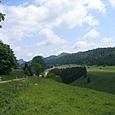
31, 56, 46, 76
0, 41, 18, 74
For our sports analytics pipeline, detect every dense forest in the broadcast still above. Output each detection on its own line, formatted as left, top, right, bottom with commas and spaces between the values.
49, 66, 87, 84
45, 47, 115, 68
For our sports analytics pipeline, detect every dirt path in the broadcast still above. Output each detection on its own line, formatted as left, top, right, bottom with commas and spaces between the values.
0, 78, 25, 84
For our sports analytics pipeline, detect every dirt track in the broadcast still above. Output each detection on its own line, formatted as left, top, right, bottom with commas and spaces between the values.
0, 78, 25, 84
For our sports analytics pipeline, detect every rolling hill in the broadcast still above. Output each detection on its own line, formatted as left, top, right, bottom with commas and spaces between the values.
70, 66, 115, 94
0, 77, 115, 115
18, 47, 115, 68
45, 47, 115, 68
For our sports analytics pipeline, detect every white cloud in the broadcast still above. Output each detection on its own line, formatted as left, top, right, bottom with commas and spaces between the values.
37, 28, 66, 47
72, 41, 96, 51
13, 46, 21, 52
27, 53, 33, 57
109, 0, 115, 7
84, 14, 99, 26
101, 37, 112, 43
0, 5, 43, 43
84, 29, 100, 38
96, 37, 115, 48
0, 0, 106, 44
85, 0, 106, 13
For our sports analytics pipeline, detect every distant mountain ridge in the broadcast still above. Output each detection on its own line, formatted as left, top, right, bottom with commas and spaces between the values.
44, 52, 69, 61
45, 47, 115, 67
18, 59, 26, 65
18, 47, 115, 68
18, 52, 69, 66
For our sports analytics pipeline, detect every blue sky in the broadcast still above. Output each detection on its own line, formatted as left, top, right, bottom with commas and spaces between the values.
0, 0, 115, 61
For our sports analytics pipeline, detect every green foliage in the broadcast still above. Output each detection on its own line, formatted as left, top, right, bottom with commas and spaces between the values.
87, 76, 91, 83
31, 56, 46, 76
46, 47, 115, 67
50, 66, 87, 84
0, 41, 19, 74
0, 78, 115, 115
23, 63, 32, 76
47, 72, 62, 82
71, 66, 115, 94
0, 70, 26, 81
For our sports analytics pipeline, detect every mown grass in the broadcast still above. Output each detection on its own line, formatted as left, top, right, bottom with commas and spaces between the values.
71, 66, 115, 94
0, 77, 115, 115
0, 70, 26, 81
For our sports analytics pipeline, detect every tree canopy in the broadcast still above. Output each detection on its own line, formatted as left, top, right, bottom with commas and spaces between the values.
31, 56, 46, 76
0, 41, 18, 74
45, 47, 115, 67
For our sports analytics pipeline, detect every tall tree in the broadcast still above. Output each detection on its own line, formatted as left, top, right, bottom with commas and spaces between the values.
0, 41, 19, 74
31, 56, 46, 76
23, 63, 32, 76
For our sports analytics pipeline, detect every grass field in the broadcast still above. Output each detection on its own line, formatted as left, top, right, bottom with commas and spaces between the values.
0, 66, 115, 114
0, 70, 26, 81
71, 66, 115, 94
0, 77, 115, 115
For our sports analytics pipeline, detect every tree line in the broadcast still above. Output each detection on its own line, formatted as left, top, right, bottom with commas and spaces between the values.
45, 47, 115, 68
23, 56, 46, 76
49, 66, 87, 84
0, 39, 46, 76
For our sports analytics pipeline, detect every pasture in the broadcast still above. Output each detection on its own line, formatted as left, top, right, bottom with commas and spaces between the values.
0, 66, 115, 114
71, 66, 115, 94
0, 77, 115, 115
0, 70, 26, 81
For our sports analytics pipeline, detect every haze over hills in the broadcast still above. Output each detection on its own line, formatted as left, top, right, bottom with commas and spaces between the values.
18, 59, 26, 65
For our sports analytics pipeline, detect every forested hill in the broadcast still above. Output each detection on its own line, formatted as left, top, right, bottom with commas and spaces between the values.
45, 47, 115, 68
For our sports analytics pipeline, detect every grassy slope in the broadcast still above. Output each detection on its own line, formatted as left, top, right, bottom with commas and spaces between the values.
71, 66, 115, 94
0, 77, 115, 115
0, 70, 26, 81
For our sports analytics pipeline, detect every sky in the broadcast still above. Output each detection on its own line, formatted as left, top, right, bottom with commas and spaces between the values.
0, 0, 115, 61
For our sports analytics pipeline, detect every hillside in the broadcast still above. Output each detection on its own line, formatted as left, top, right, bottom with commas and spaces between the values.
45, 47, 115, 68
18, 52, 69, 68
0, 78, 115, 115
0, 70, 26, 81
70, 66, 115, 94
18, 47, 115, 68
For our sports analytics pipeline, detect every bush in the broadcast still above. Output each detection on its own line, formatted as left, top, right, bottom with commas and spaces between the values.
47, 72, 62, 82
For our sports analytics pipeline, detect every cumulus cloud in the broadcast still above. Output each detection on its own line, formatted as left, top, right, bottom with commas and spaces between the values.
95, 37, 115, 48
109, 0, 115, 7
85, 0, 106, 13
13, 46, 21, 52
27, 52, 33, 57
37, 28, 66, 47
84, 14, 99, 26
0, 5, 43, 43
0, 0, 106, 44
101, 37, 112, 44
72, 41, 96, 51
84, 29, 100, 39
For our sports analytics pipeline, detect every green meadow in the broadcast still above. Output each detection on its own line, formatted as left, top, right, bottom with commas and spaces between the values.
71, 66, 115, 94
0, 70, 26, 81
0, 66, 115, 115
